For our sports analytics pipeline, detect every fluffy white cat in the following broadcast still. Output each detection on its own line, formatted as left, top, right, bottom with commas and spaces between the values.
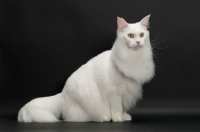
18, 15, 155, 122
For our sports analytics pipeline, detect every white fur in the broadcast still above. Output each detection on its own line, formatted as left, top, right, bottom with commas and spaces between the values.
18, 93, 62, 122
18, 15, 155, 122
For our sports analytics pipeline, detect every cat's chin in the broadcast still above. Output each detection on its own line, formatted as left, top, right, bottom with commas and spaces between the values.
128, 45, 143, 50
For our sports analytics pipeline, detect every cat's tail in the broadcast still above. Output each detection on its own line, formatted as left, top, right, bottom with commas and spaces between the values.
18, 93, 62, 122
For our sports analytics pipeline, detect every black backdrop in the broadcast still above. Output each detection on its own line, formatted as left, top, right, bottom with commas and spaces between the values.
0, 0, 200, 103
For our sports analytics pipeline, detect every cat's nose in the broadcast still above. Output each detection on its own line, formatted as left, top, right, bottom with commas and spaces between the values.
136, 41, 140, 45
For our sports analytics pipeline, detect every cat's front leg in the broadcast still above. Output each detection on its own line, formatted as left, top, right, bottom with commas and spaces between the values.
109, 96, 125, 122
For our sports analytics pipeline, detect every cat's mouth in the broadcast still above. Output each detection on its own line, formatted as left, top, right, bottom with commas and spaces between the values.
133, 45, 143, 50
127, 44, 143, 50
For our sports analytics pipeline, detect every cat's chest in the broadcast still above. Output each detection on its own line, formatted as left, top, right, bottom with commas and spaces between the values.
112, 77, 141, 96
112, 46, 154, 84
113, 78, 142, 109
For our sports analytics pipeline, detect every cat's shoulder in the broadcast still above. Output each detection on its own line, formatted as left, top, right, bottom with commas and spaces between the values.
100, 50, 112, 57
90, 50, 111, 61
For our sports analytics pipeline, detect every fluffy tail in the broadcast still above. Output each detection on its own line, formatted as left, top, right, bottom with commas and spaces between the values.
18, 93, 62, 122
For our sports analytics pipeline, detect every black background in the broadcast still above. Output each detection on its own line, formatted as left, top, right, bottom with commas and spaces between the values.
0, 0, 200, 132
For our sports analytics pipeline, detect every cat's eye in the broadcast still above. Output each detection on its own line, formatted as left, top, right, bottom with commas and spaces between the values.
128, 33, 134, 38
140, 33, 144, 38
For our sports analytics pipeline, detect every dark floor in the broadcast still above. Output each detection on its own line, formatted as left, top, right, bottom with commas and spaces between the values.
0, 99, 200, 132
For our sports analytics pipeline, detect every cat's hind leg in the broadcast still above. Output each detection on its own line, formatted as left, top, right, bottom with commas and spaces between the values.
62, 101, 90, 122
63, 102, 111, 122
62, 83, 111, 122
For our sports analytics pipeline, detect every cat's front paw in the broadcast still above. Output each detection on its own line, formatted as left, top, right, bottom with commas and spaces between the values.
112, 115, 125, 122
123, 113, 132, 121
96, 115, 111, 122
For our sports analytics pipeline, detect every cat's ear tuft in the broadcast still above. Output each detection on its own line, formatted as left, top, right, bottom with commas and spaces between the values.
140, 14, 151, 28
117, 17, 128, 31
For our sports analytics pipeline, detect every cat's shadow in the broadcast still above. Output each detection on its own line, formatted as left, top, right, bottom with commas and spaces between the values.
2, 113, 198, 123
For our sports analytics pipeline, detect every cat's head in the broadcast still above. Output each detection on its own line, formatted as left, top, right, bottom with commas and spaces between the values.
117, 15, 150, 50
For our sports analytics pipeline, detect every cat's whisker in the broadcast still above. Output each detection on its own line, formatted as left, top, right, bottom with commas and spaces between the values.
150, 34, 159, 42
150, 37, 168, 50
151, 37, 168, 45
151, 46, 166, 49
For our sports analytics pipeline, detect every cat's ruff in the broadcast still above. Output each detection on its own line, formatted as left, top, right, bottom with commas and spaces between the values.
18, 15, 155, 122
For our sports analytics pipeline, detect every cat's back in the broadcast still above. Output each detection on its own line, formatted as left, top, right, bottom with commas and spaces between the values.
82, 50, 112, 74
89, 50, 112, 66
66, 50, 112, 84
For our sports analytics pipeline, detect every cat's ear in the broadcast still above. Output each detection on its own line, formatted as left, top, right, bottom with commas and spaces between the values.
140, 14, 151, 28
117, 17, 128, 31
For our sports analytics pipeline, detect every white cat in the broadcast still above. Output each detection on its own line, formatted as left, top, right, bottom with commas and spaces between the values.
18, 15, 155, 122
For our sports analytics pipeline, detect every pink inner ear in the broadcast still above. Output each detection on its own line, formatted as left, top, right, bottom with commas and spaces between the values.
140, 15, 151, 27
117, 17, 128, 31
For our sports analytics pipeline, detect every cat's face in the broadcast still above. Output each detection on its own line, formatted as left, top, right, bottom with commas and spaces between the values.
117, 15, 150, 50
